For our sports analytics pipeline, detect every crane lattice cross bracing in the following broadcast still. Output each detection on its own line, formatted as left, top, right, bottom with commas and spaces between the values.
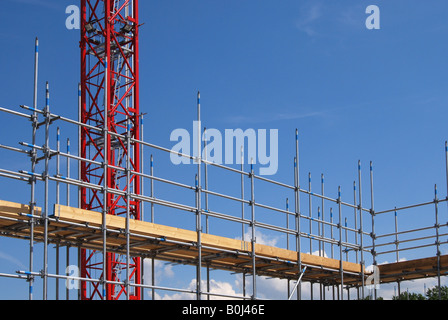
80, 0, 141, 300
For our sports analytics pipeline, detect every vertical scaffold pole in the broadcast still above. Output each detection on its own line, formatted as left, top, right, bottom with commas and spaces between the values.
318, 206, 321, 257
370, 161, 376, 300
286, 198, 290, 250
241, 145, 245, 241
204, 127, 209, 233
67, 139, 70, 205
445, 141, 448, 200
434, 184, 441, 300
353, 180, 359, 299
139, 114, 144, 297
141, 115, 144, 222
321, 174, 325, 256
43, 81, 50, 300
126, 121, 131, 300
66, 244, 70, 300
250, 159, 256, 299
338, 186, 344, 300
345, 217, 348, 261
204, 126, 210, 300
240, 145, 246, 298
286, 198, 290, 299
66, 138, 70, 300
330, 207, 334, 259
358, 160, 365, 299
294, 129, 302, 300
394, 207, 399, 263
308, 172, 312, 254
56, 127, 60, 300
353, 181, 358, 262
77, 84, 81, 209
151, 155, 154, 223
28, 37, 39, 301
56, 127, 60, 205
318, 205, 322, 300
330, 207, 335, 299
150, 154, 155, 300
394, 207, 400, 297
196, 91, 202, 300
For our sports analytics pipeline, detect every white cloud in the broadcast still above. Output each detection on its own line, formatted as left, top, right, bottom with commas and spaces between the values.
236, 229, 279, 247
225, 111, 324, 125
0, 251, 26, 270
6, 0, 61, 9
296, 3, 323, 37
143, 258, 174, 285
155, 278, 244, 300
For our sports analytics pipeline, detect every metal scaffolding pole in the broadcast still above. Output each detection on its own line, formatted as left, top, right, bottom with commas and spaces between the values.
329, 208, 334, 254
140, 113, 145, 301
308, 172, 312, 254
434, 184, 441, 300
338, 186, 344, 300
126, 121, 131, 300
204, 126, 210, 300
294, 129, 302, 300
66, 138, 70, 205
42, 81, 51, 300
394, 207, 399, 262
77, 83, 81, 210
286, 197, 290, 298
358, 160, 365, 299
353, 180, 359, 301
56, 127, 60, 300
66, 244, 70, 300
28, 37, 39, 301
196, 91, 202, 300
446, 141, 448, 200
370, 161, 377, 300
151, 154, 155, 300
250, 159, 256, 300
318, 206, 322, 300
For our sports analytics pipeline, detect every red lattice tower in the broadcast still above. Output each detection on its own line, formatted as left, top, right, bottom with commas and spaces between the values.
80, 0, 141, 300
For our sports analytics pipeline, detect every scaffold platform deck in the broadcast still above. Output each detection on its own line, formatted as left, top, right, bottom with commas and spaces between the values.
0, 199, 366, 286
1, 199, 446, 290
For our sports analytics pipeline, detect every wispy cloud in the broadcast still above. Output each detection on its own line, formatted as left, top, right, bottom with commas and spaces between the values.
225, 110, 325, 125
155, 279, 242, 300
296, 3, 324, 36
5, 0, 61, 10
0, 251, 26, 270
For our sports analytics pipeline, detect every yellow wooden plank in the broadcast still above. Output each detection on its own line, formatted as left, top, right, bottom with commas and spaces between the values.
0, 199, 41, 218
379, 255, 448, 274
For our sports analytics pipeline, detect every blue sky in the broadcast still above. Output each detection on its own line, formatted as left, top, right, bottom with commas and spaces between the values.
0, 0, 448, 300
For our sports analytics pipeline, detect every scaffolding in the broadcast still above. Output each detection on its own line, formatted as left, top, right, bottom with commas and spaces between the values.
0, 39, 447, 301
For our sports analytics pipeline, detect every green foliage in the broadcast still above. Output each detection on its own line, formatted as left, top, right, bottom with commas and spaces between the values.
359, 295, 384, 300
425, 286, 448, 300
392, 292, 425, 300
391, 285, 448, 300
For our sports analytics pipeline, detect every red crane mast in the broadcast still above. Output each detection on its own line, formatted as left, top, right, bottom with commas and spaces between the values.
80, 0, 141, 300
